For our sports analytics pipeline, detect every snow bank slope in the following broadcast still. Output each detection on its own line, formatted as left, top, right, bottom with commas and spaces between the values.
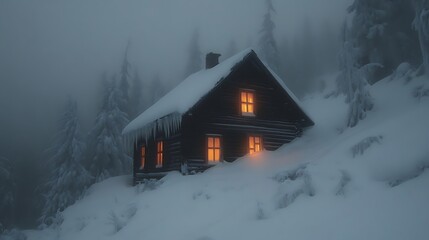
26, 76, 429, 240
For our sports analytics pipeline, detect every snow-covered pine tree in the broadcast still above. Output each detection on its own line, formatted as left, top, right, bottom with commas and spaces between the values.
337, 24, 378, 128
129, 70, 144, 119
86, 77, 132, 182
119, 43, 131, 114
0, 156, 14, 231
348, 0, 421, 82
258, 0, 279, 72
413, 0, 429, 75
184, 29, 203, 77
40, 99, 91, 225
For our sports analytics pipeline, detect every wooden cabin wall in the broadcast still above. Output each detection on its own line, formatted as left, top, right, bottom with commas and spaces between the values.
133, 132, 183, 178
181, 59, 307, 171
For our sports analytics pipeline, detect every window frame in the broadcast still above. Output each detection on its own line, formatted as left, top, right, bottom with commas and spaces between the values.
206, 134, 222, 164
248, 135, 263, 155
139, 145, 146, 170
240, 89, 256, 116
156, 140, 164, 168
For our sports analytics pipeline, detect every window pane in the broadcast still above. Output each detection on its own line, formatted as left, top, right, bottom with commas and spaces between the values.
208, 149, 214, 161
214, 137, 220, 148
249, 136, 254, 147
255, 137, 260, 144
248, 93, 254, 103
248, 104, 254, 113
241, 92, 247, 102
208, 137, 213, 148
141, 146, 145, 156
255, 143, 261, 152
241, 103, 247, 112
158, 154, 162, 164
214, 149, 220, 161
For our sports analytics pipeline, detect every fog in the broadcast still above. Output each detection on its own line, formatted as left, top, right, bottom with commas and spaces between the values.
0, 0, 350, 228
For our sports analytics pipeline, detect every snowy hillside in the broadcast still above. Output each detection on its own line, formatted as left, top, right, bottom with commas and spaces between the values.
24, 75, 429, 240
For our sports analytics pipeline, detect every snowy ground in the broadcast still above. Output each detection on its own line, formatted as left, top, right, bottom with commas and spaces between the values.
24, 75, 429, 240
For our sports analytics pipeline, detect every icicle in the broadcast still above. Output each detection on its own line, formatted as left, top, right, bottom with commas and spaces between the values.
123, 112, 182, 150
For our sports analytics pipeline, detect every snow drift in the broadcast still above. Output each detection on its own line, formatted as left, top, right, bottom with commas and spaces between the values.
22, 74, 429, 240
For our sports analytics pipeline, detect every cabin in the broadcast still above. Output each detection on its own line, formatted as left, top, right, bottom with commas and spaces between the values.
122, 49, 314, 183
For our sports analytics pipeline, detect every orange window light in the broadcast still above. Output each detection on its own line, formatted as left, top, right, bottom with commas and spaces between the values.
249, 136, 262, 154
241, 90, 254, 115
140, 146, 146, 169
156, 141, 163, 168
207, 136, 221, 163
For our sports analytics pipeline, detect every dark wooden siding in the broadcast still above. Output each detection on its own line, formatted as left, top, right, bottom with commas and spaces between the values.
133, 132, 183, 181
132, 51, 314, 179
181, 57, 311, 172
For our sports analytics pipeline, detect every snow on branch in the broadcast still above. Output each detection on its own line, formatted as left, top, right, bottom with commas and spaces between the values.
351, 135, 383, 157
335, 170, 351, 196
413, 85, 429, 100
274, 165, 315, 209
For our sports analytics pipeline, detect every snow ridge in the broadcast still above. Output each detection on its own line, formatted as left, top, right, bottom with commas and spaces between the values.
24, 74, 429, 240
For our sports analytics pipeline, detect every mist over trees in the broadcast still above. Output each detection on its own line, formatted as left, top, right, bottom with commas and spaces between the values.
335, 0, 428, 128
129, 71, 144, 119
119, 44, 132, 116
225, 40, 238, 59
345, 0, 422, 83
184, 29, 203, 78
258, 0, 280, 72
413, 0, 429, 74
148, 75, 167, 105
85, 77, 131, 182
277, 17, 340, 96
40, 99, 91, 225
336, 24, 376, 128
5, 0, 429, 231
0, 0, 348, 229
0, 156, 14, 231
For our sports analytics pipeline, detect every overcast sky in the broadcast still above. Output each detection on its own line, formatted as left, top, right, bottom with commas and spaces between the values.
0, 0, 351, 159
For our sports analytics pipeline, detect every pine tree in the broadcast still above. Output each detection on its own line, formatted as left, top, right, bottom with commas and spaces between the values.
119, 43, 131, 114
40, 99, 91, 225
184, 29, 203, 77
258, 0, 279, 72
129, 70, 144, 119
0, 156, 14, 231
337, 24, 379, 128
413, 0, 429, 74
86, 77, 132, 182
348, 0, 420, 82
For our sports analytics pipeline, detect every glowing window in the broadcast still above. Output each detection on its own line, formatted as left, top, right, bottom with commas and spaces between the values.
207, 136, 221, 163
156, 141, 163, 168
140, 146, 146, 169
241, 90, 254, 115
249, 136, 262, 154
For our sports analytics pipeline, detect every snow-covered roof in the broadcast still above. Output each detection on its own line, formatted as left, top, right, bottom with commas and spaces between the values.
122, 48, 311, 140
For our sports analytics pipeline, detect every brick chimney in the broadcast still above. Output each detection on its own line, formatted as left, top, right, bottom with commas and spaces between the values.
206, 52, 221, 69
